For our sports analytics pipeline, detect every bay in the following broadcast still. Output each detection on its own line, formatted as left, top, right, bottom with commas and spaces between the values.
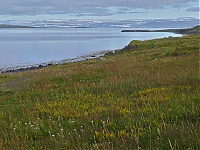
0, 28, 181, 70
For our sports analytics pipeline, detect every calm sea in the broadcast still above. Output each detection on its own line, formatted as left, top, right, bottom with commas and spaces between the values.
0, 28, 181, 70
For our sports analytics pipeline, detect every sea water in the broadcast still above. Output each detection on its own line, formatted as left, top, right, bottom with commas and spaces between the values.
0, 28, 181, 70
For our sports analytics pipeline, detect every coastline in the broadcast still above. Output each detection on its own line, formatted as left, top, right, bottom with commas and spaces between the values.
0, 32, 185, 74
0, 27, 187, 74
0, 50, 117, 74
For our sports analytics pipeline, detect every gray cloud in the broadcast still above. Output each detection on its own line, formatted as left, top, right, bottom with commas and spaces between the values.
0, 0, 197, 16
186, 7, 200, 12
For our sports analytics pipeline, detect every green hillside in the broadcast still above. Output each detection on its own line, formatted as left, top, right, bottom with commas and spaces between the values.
0, 34, 199, 149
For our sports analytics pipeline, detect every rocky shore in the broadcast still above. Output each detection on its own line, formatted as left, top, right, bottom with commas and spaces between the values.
0, 50, 117, 74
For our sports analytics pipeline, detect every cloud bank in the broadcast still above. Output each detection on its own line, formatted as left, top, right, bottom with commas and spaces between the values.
0, 0, 197, 16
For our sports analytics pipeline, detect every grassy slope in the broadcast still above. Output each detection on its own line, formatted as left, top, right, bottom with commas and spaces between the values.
0, 35, 199, 149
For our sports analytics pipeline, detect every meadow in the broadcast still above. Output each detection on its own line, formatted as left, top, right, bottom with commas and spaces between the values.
0, 34, 199, 149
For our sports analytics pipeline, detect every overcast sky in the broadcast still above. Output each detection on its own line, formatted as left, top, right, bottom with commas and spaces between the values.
0, 0, 199, 20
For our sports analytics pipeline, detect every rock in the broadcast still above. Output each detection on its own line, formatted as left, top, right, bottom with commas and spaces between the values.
105, 51, 114, 56
98, 57, 106, 61
123, 44, 138, 51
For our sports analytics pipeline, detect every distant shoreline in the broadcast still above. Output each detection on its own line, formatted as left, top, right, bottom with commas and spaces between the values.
0, 24, 36, 28
121, 25, 200, 34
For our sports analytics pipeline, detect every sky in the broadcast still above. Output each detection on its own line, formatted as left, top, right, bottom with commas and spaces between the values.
0, 0, 199, 21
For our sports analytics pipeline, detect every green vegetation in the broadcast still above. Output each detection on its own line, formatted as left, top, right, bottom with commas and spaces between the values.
162, 25, 200, 34
0, 34, 199, 149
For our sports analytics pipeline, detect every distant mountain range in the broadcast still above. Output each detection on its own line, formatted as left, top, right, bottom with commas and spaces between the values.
0, 17, 199, 29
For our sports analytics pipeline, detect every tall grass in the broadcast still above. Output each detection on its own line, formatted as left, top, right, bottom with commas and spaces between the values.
0, 35, 199, 149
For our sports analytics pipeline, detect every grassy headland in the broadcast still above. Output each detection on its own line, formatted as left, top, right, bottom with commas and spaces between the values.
0, 34, 199, 149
